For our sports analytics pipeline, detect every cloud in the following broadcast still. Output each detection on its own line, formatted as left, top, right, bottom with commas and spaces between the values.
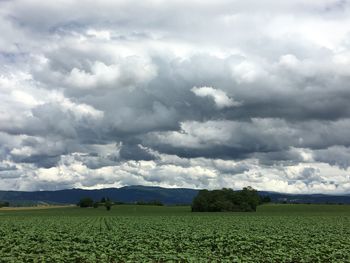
119, 144, 156, 161
1, 0, 350, 192
144, 118, 350, 159
0, 162, 17, 172
313, 146, 350, 169
191, 86, 242, 108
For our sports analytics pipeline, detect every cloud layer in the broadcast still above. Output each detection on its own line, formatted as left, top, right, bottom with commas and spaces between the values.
1, 0, 350, 193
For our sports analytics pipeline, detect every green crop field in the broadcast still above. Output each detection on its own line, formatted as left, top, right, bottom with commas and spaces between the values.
0, 204, 350, 262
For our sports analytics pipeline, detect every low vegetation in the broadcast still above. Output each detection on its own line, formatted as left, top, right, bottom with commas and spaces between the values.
0, 204, 349, 262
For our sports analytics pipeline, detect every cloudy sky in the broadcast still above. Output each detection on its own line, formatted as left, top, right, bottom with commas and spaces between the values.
1, 0, 350, 193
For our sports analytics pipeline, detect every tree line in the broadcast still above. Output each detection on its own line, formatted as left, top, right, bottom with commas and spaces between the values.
78, 197, 113, 210
0, 201, 10, 208
77, 187, 270, 212
77, 197, 164, 210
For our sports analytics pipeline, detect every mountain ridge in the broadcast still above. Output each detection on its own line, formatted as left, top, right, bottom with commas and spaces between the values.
0, 185, 350, 206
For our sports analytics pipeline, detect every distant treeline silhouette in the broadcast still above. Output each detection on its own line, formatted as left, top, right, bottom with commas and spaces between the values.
191, 187, 270, 212
0, 201, 10, 208
77, 197, 164, 209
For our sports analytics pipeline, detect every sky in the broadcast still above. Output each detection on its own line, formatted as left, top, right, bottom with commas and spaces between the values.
1, 0, 350, 193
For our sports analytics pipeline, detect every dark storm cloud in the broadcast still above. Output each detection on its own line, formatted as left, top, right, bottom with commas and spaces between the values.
12, 154, 61, 168
1, 0, 350, 192
119, 144, 156, 161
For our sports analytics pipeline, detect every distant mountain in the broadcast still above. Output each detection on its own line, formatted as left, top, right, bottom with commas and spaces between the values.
0, 186, 198, 205
260, 191, 350, 204
0, 186, 350, 206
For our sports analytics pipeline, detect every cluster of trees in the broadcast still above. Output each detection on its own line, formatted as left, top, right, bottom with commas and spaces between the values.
191, 187, 270, 212
78, 197, 112, 210
260, 195, 271, 204
0, 201, 9, 208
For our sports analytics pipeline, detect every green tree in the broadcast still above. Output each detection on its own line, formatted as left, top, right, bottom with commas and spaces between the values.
238, 186, 260, 211
191, 187, 260, 212
0, 201, 9, 208
78, 197, 94, 208
105, 200, 112, 211
260, 195, 271, 204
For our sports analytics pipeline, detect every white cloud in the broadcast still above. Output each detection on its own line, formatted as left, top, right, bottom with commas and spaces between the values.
231, 61, 269, 83
86, 29, 111, 40
278, 54, 300, 69
66, 62, 121, 89
191, 86, 241, 108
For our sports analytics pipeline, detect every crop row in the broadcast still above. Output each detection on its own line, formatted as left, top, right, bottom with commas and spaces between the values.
0, 214, 349, 262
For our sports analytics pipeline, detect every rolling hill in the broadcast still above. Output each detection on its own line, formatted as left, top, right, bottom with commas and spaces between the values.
0, 185, 350, 206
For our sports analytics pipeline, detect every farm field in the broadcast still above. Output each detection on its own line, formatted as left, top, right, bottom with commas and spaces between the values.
0, 204, 350, 262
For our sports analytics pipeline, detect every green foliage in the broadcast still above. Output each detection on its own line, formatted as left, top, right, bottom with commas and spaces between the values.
77, 197, 94, 208
260, 195, 272, 204
93, 202, 99, 208
191, 187, 260, 212
105, 200, 112, 211
0, 201, 9, 208
0, 204, 350, 262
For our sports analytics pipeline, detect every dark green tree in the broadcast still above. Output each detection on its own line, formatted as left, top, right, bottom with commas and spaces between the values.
239, 186, 260, 211
191, 187, 260, 212
260, 195, 272, 204
78, 197, 94, 208
0, 201, 9, 208
105, 200, 112, 211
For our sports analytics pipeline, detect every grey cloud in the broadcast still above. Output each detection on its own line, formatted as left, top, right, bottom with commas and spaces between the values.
299, 167, 319, 181
119, 144, 156, 161
143, 118, 350, 161
313, 146, 350, 169
213, 161, 250, 174
253, 149, 306, 166
12, 155, 61, 169
285, 167, 323, 186
29, 44, 350, 137
78, 156, 118, 170
0, 163, 17, 172
0, 170, 21, 179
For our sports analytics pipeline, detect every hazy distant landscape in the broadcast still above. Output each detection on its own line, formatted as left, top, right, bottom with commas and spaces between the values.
1, 185, 350, 206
